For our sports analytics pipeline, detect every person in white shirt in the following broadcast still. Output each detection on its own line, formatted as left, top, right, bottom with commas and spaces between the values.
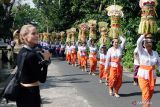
80, 42, 88, 72
60, 42, 65, 59
77, 42, 82, 67
55, 42, 60, 57
137, 34, 160, 107
105, 36, 126, 98
51, 44, 56, 56
99, 45, 108, 84
10, 40, 16, 48
65, 42, 72, 64
88, 39, 98, 75
133, 47, 140, 86
70, 42, 77, 66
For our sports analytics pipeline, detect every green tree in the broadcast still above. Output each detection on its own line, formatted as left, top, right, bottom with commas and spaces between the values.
0, 0, 15, 39
12, 0, 160, 71
12, 4, 46, 32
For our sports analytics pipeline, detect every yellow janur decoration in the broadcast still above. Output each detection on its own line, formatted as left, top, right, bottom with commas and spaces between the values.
106, 5, 124, 38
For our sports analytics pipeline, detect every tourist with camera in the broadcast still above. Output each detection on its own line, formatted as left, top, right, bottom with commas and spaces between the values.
16, 24, 51, 107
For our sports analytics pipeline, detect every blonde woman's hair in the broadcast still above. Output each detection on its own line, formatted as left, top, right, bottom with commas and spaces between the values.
19, 24, 36, 44
13, 29, 21, 45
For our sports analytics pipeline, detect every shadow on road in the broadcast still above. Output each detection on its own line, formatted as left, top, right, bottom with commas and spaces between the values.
47, 76, 90, 84
41, 97, 52, 104
120, 92, 141, 97
155, 84, 160, 86
40, 75, 90, 90
54, 73, 89, 77
51, 58, 66, 62
122, 81, 133, 84
120, 90, 160, 97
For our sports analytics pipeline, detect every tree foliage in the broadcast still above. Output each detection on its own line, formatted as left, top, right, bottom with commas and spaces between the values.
12, 0, 160, 70
0, 0, 15, 38
12, 4, 45, 32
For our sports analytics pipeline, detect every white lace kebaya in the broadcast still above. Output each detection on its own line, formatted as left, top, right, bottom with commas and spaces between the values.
137, 35, 160, 79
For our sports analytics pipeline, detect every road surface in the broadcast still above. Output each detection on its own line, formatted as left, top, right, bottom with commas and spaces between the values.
1, 58, 160, 107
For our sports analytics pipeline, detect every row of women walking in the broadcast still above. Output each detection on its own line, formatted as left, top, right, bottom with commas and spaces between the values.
65, 34, 160, 107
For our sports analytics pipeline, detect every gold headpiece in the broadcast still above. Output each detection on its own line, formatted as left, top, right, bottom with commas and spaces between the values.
79, 23, 88, 30
39, 33, 43, 40
66, 29, 71, 34
43, 32, 49, 41
98, 22, 108, 32
50, 32, 56, 41
106, 5, 124, 17
60, 31, 65, 35
70, 28, 77, 33
51, 32, 56, 36
56, 33, 60, 39
56, 33, 60, 36
88, 20, 97, 27
139, 0, 158, 8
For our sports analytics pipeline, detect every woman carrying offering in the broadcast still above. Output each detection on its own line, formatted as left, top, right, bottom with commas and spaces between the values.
137, 34, 160, 107
71, 42, 77, 66
99, 45, 108, 84
105, 36, 126, 98
88, 39, 98, 75
80, 42, 88, 72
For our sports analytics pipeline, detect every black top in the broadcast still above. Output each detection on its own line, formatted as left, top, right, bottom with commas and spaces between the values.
17, 47, 48, 84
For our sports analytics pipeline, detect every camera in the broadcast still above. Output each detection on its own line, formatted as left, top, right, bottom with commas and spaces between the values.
34, 44, 51, 66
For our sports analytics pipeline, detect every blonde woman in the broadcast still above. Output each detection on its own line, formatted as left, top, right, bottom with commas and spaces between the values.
16, 24, 51, 107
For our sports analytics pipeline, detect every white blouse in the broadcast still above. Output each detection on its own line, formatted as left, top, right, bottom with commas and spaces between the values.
89, 46, 97, 58
60, 44, 65, 49
66, 46, 72, 54
105, 36, 126, 68
137, 35, 160, 79
134, 47, 140, 65
139, 0, 157, 8
78, 46, 81, 53
71, 45, 76, 53
99, 53, 107, 65
80, 46, 87, 56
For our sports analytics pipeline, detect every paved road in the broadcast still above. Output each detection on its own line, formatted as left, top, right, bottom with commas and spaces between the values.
51, 59, 160, 107
0, 58, 160, 107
